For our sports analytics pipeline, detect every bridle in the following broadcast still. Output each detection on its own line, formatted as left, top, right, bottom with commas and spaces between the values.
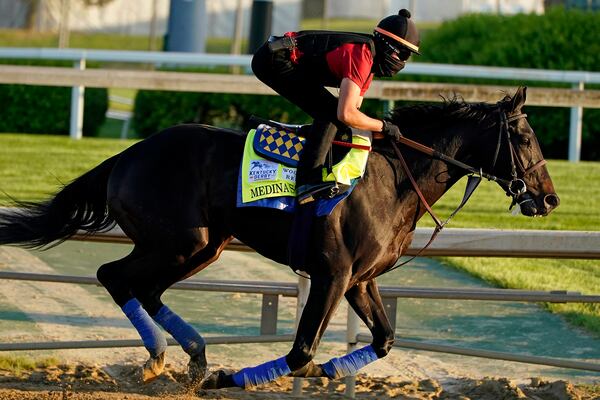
384, 107, 547, 273
492, 111, 547, 207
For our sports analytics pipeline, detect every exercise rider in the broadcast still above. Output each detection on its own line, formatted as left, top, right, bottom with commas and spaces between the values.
251, 9, 420, 204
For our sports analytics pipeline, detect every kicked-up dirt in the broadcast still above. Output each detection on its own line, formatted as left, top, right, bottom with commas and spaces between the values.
0, 362, 598, 400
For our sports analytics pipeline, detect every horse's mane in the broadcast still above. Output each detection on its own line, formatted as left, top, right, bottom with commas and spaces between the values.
388, 95, 506, 130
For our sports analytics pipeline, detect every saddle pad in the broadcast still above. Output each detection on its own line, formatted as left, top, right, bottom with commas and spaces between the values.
253, 124, 305, 167
237, 129, 358, 216
239, 126, 372, 217
236, 172, 356, 216
242, 129, 297, 204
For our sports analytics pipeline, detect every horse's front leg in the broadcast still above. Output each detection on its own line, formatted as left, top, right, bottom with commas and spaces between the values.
289, 279, 393, 380
202, 271, 350, 389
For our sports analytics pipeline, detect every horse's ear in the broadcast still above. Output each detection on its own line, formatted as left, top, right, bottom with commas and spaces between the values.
511, 86, 527, 111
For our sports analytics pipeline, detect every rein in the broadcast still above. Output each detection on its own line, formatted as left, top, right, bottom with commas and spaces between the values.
384, 109, 547, 273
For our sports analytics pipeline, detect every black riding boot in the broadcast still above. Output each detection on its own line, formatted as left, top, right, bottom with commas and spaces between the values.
296, 120, 338, 204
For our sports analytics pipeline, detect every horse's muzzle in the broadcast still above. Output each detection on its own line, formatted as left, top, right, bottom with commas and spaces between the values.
519, 192, 560, 216
543, 193, 560, 214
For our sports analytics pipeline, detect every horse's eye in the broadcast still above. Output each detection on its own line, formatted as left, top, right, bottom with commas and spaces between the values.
520, 136, 531, 145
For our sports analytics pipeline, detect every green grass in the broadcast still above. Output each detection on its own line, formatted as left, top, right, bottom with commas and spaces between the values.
420, 161, 600, 336
440, 257, 600, 335
0, 355, 60, 376
0, 29, 235, 54
0, 29, 157, 51
0, 134, 134, 201
0, 137, 599, 335
420, 160, 600, 231
417, 161, 600, 336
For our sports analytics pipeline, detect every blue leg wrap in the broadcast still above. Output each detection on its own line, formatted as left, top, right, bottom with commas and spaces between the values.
232, 356, 291, 388
121, 298, 167, 358
152, 305, 206, 357
321, 345, 379, 379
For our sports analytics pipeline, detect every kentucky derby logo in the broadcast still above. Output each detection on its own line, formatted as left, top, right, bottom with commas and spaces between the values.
249, 160, 278, 182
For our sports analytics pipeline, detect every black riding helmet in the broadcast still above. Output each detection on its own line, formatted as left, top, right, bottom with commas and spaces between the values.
372, 9, 420, 77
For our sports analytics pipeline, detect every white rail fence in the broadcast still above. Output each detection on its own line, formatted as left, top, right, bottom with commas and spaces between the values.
1, 48, 599, 161
70, 226, 600, 259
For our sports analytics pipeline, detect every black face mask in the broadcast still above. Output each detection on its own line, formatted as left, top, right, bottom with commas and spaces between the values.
373, 32, 410, 77
374, 52, 406, 77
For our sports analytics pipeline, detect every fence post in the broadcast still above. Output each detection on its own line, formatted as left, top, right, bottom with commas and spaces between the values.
260, 294, 279, 335
69, 57, 86, 140
383, 297, 397, 332
568, 81, 584, 163
344, 305, 360, 398
292, 275, 310, 396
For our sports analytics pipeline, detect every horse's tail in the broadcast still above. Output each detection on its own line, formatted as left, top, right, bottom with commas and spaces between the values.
0, 154, 120, 249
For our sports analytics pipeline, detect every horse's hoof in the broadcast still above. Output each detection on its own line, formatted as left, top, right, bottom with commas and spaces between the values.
200, 370, 235, 389
187, 354, 208, 385
142, 352, 166, 383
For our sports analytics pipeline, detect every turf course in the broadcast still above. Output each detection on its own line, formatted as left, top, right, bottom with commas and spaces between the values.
0, 133, 598, 335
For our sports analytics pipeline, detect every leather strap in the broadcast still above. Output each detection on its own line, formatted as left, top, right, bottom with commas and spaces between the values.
393, 143, 443, 228
383, 141, 483, 275
331, 140, 372, 151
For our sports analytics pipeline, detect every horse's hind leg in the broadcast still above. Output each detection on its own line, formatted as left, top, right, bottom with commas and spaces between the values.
96, 249, 171, 381
132, 234, 232, 384
96, 229, 227, 384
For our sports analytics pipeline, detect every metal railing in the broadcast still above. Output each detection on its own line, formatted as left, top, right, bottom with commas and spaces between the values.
0, 270, 598, 369
0, 269, 598, 398
1, 47, 599, 161
68, 225, 600, 259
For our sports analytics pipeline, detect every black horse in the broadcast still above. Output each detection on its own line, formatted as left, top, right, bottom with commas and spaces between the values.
0, 87, 559, 389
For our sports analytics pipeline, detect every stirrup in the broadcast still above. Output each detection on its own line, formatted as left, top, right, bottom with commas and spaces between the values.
297, 182, 339, 205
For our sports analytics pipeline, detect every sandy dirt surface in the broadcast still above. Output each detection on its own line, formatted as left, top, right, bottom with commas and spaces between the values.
0, 246, 598, 399
0, 362, 599, 400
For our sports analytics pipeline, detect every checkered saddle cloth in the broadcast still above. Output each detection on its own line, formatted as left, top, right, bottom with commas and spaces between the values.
253, 124, 305, 168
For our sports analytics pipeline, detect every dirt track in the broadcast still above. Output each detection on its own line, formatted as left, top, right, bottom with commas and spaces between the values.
0, 362, 598, 400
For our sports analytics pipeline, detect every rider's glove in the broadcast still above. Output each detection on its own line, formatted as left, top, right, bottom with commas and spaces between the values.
381, 119, 403, 142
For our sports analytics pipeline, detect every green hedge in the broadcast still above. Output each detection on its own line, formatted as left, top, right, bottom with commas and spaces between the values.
0, 84, 108, 136
134, 9, 599, 159
416, 8, 600, 160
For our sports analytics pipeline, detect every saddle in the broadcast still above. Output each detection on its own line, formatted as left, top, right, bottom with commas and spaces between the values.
249, 116, 358, 169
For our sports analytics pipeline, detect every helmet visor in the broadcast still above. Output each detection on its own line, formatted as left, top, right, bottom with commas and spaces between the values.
374, 26, 420, 55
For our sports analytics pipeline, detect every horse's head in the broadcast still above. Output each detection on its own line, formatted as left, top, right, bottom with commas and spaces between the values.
483, 87, 559, 216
